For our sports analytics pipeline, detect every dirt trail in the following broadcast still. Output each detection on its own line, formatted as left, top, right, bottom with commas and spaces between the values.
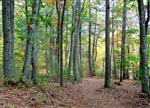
69, 78, 149, 108
0, 78, 150, 108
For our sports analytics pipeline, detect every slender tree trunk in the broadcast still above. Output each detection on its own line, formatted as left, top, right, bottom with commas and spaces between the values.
25, 0, 29, 33
59, 0, 66, 86
2, 0, 15, 83
92, 8, 97, 76
50, 27, 53, 73
92, 34, 96, 76
45, 7, 49, 74
120, 0, 127, 82
104, 0, 111, 88
88, 0, 93, 77
79, 23, 83, 78
22, 0, 41, 82
67, 0, 75, 80
73, 0, 82, 82
64, 8, 69, 68
10, 0, 14, 80
111, 0, 116, 79
67, 31, 74, 80
116, 25, 119, 47
56, 0, 61, 66
127, 32, 131, 79
31, 28, 37, 84
73, 2, 78, 82
49, 7, 54, 73
78, 0, 86, 79
138, 0, 149, 94
92, 36, 98, 76
95, 36, 98, 63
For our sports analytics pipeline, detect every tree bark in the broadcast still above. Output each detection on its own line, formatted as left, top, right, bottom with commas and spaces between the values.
73, 0, 82, 82
104, 0, 111, 88
2, 0, 15, 83
138, 0, 149, 94
120, 0, 127, 82
59, 0, 66, 86
67, 0, 75, 80
56, 0, 61, 66
88, 0, 93, 77
79, 23, 83, 78
31, 30, 37, 84
45, 7, 49, 74
50, 27, 54, 73
111, 0, 116, 79
92, 7, 98, 76
22, 0, 41, 82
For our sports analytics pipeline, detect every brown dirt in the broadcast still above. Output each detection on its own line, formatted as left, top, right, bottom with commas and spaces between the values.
0, 78, 150, 108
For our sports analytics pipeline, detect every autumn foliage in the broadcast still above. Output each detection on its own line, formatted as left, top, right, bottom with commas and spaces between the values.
43, 0, 56, 5
28, 23, 32, 29
20, 50, 25, 57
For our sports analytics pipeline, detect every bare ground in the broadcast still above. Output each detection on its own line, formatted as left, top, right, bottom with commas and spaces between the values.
0, 78, 150, 108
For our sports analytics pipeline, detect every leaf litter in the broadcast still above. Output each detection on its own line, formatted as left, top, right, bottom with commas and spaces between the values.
0, 78, 150, 108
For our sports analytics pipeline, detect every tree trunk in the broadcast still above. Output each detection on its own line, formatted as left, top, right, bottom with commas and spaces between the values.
127, 32, 131, 79
104, 0, 111, 88
88, 0, 93, 77
56, 0, 61, 66
45, 28, 48, 74
111, 0, 116, 79
79, 24, 83, 78
22, 0, 41, 82
45, 7, 49, 74
78, 0, 86, 78
138, 0, 149, 94
59, 0, 66, 86
92, 7, 98, 76
67, 0, 75, 80
50, 27, 54, 73
64, 8, 69, 69
73, 0, 82, 82
120, 0, 127, 82
2, 0, 15, 83
31, 31, 37, 84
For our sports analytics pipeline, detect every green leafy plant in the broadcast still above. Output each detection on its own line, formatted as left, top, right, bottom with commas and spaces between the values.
9, 105, 15, 108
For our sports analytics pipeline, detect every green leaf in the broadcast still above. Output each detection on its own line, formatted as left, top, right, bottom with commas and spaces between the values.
96, 0, 100, 4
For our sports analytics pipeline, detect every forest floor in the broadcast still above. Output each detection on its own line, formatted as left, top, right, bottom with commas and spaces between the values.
0, 78, 150, 108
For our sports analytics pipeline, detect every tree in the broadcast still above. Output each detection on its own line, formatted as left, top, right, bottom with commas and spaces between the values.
120, 0, 127, 82
111, 0, 117, 79
138, 0, 149, 94
22, 0, 41, 84
2, 0, 15, 84
45, 6, 49, 74
67, 0, 75, 80
88, 0, 93, 77
92, 5, 98, 76
56, 0, 61, 65
59, 0, 66, 86
73, 0, 82, 82
79, 0, 86, 78
104, 0, 111, 88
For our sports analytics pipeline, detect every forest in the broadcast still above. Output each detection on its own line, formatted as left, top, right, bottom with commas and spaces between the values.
0, 0, 150, 107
